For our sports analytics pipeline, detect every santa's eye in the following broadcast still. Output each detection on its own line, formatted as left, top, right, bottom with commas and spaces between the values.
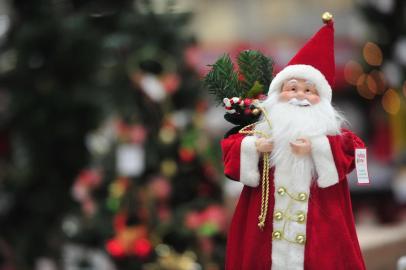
305, 89, 311, 93
291, 87, 296, 91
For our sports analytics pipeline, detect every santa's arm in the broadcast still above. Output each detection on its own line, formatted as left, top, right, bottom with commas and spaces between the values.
311, 130, 365, 188
221, 133, 260, 187
328, 129, 365, 179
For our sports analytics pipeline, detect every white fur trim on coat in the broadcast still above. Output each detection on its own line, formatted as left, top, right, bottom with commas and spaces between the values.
311, 136, 339, 188
268, 65, 332, 102
240, 136, 260, 187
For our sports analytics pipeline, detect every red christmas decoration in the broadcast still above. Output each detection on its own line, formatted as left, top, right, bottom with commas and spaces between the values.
133, 238, 152, 258
149, 177, 171, 200
185, 211, 202, 229
113, 213, 127, 232
179, 148, 196, 163
243, 98, 252, 107
106, 238, 126, 258
161, 73, 181, 94
129, 125, 147, 144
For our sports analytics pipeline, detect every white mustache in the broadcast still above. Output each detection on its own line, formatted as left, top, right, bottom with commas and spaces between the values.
288, 98, 311, 106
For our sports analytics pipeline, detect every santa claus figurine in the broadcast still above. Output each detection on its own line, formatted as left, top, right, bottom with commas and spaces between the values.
221, 12, 366, 270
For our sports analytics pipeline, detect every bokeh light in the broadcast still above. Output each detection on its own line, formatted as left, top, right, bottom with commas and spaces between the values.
356, 74, 375, 99
369, 69, 387, 95
366, 74, 377, 94
382, 89, 400, 115
363, 42, 383, 66
344, 60, 363, 85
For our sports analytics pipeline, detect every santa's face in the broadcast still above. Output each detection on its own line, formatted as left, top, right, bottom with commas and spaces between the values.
256, 76, 343, 164
280, 78, 320, 106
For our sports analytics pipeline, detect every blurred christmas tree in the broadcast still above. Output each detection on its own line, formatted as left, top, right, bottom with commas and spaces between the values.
0, 0, 225, 269
356, 0, 406, 156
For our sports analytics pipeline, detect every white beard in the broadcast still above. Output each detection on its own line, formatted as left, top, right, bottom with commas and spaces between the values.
255, 93, 345, 187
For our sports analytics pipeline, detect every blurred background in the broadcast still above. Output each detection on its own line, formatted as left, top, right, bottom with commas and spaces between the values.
0, 0, 405, 269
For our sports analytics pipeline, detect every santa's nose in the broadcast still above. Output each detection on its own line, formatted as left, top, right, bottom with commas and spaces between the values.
296, 91, 306, 99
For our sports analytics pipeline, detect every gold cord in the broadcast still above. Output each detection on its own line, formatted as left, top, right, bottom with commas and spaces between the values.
258, 152, 270, 230
238, 105, 272, 230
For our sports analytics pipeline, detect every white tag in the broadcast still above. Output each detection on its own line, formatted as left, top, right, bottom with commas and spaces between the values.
355, 148, 370, 185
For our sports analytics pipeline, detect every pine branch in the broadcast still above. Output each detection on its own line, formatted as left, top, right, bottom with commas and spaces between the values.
203, 54, 242, 105
203, 50, 274, 105
237, 50, 274, 97
237, 50, 261, 92
246, 81, 263, 98
256, 53, 274, 92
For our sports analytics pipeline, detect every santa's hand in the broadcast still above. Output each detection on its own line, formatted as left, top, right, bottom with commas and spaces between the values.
255, 137, 274, 153
290, 137, 311, 155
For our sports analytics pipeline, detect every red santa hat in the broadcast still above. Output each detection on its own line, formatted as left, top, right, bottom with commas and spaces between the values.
268, 12, 335, 102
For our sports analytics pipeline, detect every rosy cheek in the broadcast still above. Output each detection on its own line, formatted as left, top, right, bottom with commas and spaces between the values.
309, 95, 320, 104
279, 92, 291, 102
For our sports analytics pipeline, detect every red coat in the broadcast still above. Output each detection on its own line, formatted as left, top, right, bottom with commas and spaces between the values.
221, 130, 366, 270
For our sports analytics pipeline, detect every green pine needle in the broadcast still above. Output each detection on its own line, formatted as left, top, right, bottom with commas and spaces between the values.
246, 81, 264, 98
203, 54, 242, 105
204, 50, 274, 105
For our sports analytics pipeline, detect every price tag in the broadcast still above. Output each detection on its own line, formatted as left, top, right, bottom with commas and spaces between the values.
355, 148, 370, 185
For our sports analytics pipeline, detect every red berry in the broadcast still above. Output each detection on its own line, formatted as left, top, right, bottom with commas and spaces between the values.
243, 98, 252, 107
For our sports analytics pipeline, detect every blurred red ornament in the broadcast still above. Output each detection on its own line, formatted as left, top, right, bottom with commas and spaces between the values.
129, 125, 147, 144
114, 213, 127, 232
72, 169, 102, 202
149, 177, 171, 200
244, 108, 251, 115
203, 163, 217, 179
82, 198, 97, 217
72, 182, 88, 202
199, 236, 215, 255
161, 73, 181, 94
157, 205, 172, 222
133, 238, 152, 258
185, 211, 202, 229
201, 205, 227, 232
179, 148, 195, 163
184, 46, 200, 69
238, 73, 245, 82
185, 205, 227, 233
77, 169, 102, 187
106, 239, 126, 258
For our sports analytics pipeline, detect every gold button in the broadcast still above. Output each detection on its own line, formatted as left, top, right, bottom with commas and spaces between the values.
274, 211, 283, 221
272, 231, 282, 240
296, 234, 306, 245
298, 192, 307, 201
277, 187, 286, 196
296, 211, 306, 223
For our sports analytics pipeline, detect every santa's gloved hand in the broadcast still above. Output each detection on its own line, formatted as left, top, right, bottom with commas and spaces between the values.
255, 137, 274, 153
290, 137, 311, 155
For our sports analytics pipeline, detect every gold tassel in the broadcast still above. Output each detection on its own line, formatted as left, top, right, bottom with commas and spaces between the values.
239, 106, 272, 230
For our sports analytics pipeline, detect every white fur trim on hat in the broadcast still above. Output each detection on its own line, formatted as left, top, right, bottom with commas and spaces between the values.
240, 136, 260, 187
311, 136, 339, 188
268, 64, 332, 102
